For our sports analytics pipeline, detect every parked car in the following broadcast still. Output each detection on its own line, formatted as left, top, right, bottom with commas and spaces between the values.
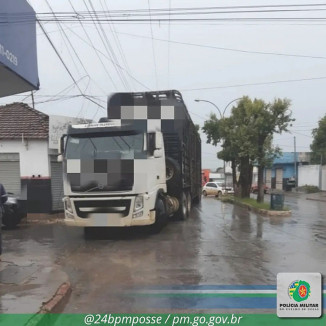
202, 182, 234, 197
285, 178, 296, 191
251, 184, 269, 194
2, 193, 26, 229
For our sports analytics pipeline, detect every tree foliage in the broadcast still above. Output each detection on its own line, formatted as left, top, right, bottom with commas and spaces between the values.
310, 115, 326, 164
202, 96, 293, 200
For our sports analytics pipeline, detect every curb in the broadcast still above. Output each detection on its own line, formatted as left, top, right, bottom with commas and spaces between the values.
236, 201, 292, 217
22, 214, 64, 225
25, 282, 71, 326
222, 198, 292, 217
39, 282, 71, 313
306, 197, 326, 203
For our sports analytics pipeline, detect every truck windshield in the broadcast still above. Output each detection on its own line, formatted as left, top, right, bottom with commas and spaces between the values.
65, 133, 145, 159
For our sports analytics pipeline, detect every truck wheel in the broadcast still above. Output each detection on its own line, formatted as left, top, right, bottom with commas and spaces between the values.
150, 197, 168, 233
175, 192, 188, 220
186, 192, 192, 216
165, 157, 181, 187
193, 193, 201, 205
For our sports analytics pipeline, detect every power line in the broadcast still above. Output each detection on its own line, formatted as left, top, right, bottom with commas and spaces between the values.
86, 0, 131, 90
37, 20, 105, 110
291, 131, 313, 138
148, 0, 158, 89
28, 4, 326, 16
82, 0, 129, 90
180, 76, 326, 91
167, 0, 171, 88
117, 31, 326, 60
66, 26, 150, 90
33, 17, 326, 24
100, 0, 136, 90
44, 0, 90, 85
188, 110, 207, 120
67, 0, 118, 91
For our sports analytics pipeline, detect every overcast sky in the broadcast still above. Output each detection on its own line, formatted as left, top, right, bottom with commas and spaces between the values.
1, 0, 325, 170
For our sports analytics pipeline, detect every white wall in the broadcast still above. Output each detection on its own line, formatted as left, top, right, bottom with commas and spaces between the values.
209, 173, 224, 180
49, 115, 89, 149
322, 166, 326, 191
298, 165, 320, 188
0, 139, 50, 177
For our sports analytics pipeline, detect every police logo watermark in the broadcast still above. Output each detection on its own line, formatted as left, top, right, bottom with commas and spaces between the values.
277, 273, 322, 318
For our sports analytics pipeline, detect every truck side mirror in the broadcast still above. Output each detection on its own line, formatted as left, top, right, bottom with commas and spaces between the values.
57, 135, 66, 162
58, 134, 66, 154
155, 131, 162, 150
154, 149, 163, 158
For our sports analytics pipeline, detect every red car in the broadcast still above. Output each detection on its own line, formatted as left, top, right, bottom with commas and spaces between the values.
251, 184, 269, 194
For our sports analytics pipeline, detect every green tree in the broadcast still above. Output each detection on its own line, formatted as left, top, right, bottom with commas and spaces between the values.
238, 97, 293, 202
202, 96, 293, 201
310, 115, 326, 164
203, 105, 254, 198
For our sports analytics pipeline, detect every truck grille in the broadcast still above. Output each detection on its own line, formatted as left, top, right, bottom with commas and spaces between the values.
74, 199, 131, 218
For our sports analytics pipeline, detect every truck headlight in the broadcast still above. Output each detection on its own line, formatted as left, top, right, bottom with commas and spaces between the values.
64, 197, 73, 213
134, 195, 144, 212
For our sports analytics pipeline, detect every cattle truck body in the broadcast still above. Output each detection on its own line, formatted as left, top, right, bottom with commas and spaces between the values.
60, 90, 201, 230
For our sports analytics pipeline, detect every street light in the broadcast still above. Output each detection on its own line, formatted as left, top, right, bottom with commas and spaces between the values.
194, 99, 223, 118
195, 97, 241, 187
194, 98, 241, 119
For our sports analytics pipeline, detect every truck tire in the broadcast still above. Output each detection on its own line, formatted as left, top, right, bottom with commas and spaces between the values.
186, 192, 192, 216
165, 157, 181, 188
150, 197, 168, 233
175, 191, 188, 220
193, 187, 202, 205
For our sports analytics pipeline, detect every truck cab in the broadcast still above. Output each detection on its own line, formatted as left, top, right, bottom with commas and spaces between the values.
60, 121, 166, 228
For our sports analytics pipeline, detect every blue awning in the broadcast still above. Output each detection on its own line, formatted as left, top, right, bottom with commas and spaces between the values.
0, 0, 39, 97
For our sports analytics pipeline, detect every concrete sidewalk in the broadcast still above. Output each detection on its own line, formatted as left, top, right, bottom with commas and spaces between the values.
0, 223, 70, 314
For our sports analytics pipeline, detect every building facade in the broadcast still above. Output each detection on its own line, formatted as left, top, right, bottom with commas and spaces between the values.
265, 152, 310, 190
0, 103, 85, 213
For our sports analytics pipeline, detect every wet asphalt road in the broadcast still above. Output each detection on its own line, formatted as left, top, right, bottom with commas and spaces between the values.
2, 193, 326, 313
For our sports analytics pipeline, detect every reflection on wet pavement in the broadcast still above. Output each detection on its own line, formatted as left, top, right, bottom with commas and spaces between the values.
1, 193, 325, 313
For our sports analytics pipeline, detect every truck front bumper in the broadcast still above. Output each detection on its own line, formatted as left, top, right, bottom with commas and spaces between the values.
63, 195, 155, 227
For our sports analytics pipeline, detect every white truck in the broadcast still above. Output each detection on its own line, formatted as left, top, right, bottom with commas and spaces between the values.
58, 90, 201, 233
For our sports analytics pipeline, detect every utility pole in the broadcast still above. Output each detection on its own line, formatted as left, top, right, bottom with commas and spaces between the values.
319, 153, 323, 190
294, 136, 297, 190
31, 91, 35, 109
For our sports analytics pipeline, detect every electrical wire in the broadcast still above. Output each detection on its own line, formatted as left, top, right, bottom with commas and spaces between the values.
291, 131, 313, 138
167, 0, 171, 88
66, 26, 150, 90
86, 0, 131, 90
37, 20, 105, 110
44, 0, 89, 85
28, 3, 326, 15
116, 31, 326, 60
100, 0, 136, 91
180, 76, 326, 92
82, 0, 128, 90
67, 0, 118, 91
148, 0, 158, 89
